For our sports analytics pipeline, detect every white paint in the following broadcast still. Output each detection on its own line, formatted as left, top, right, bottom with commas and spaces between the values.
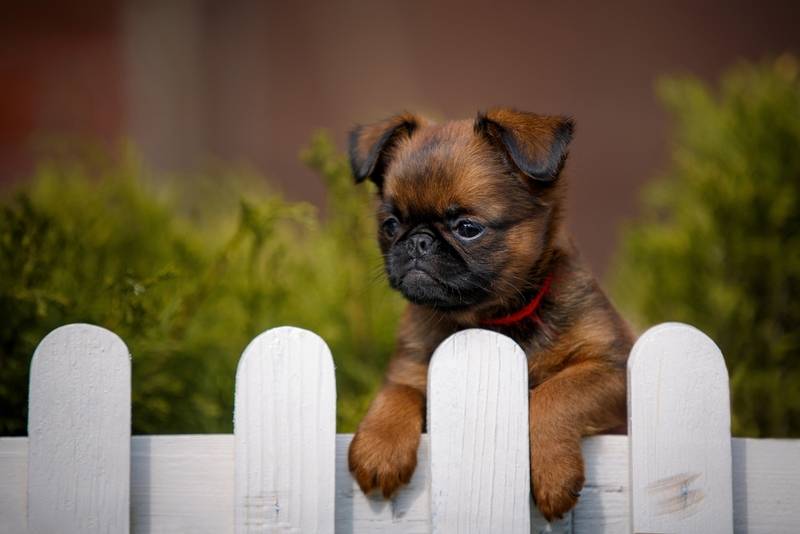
27, 323, 131, 534
427, 329, 531, 534
0, 437, 27, 534
335, 434, 431, 533
3, 322, 798, 533
233, 326, 336, 533
130, 435, 234, 533
1, 435, 798, 533
571, 437, 630, 534
732, 437, 800, 534
628, 322, 734, 533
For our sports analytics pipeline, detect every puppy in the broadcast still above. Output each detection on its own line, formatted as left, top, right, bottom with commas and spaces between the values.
347, 108, 634, 521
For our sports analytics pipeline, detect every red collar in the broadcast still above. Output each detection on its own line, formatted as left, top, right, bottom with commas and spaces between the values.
480, 274, 553, 327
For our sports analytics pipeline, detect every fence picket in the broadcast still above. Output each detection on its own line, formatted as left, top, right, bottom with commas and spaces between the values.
427, 329, 531, 534
233, 326, 336, 533
27, 323, 131, 534
7, 321, 790, 533
628, 322, 733, 533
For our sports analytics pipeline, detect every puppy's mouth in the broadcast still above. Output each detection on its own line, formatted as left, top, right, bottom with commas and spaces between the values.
402, 266, 435, 284
395, 265, 478, 310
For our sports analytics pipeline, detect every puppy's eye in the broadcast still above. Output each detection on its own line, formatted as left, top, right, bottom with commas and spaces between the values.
453, 219, 485, 240
382, 216, 400, 238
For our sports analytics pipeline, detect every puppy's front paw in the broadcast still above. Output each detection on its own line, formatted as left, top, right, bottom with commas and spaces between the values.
348, 426, 419, 498
530, 438, 585, 522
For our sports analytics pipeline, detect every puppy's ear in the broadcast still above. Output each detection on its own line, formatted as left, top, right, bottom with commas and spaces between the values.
349, 113, 421, 188
474, 108, 574, 182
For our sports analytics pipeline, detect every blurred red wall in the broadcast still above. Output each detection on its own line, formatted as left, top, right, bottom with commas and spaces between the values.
0, 2, 123, 179
1, 0, 798, 274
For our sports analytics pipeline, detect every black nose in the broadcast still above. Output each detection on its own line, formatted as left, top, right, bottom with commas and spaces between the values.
407, 232, 434, 258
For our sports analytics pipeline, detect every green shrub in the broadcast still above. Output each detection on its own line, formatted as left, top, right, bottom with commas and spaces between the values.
0, 133, 402, 435
610, 56, 800, 437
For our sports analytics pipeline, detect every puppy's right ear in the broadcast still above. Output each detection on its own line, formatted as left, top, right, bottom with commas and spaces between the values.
475, 108, 574, 183
349, 113, 421, 188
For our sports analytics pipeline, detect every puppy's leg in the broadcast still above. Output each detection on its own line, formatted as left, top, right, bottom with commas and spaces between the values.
349, 358, 426, 498
529, 361, 626, 521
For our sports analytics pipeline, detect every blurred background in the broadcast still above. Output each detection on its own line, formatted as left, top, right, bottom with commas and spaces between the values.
1, 0, 798, 437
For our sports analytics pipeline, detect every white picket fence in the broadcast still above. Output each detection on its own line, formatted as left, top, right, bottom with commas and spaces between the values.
0, 323, 798, 534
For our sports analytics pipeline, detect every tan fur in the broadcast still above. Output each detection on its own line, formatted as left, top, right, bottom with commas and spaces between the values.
347, 109, 634, 521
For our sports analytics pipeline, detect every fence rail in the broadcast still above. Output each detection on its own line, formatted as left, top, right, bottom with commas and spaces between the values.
0, 323, 798, 533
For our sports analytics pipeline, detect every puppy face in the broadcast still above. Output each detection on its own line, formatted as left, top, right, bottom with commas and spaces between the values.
350, 109, 573, 311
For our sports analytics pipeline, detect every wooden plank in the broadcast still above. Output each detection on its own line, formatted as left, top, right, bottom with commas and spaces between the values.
1, 435, 798, 532
572, 436, 630, 533
234, 326, 336, 533
628, 322, 734, 533
732, 438, 800, 534
334, 434, 431, 533
27, 323, 131, 534
427, 329, 531, 534
0, 437, 27, 534
130, 435, 234, 534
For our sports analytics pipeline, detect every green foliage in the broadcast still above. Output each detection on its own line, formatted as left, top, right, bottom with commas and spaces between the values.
0, 133, 402, 435
610, 56, 800, 437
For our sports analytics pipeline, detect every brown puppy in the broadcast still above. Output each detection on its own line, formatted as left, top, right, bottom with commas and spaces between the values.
347, 108, 634, 521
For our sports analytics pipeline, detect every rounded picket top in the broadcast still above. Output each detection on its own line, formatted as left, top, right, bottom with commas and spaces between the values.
234, 326, 336, 534
428, 328, 531, 534
28, 323, 132, 534
234, 325, 335, 384
29, 322, 131, 381
628, 322, 733, 534
628, 321, 729, 382
427, 328, 526, 379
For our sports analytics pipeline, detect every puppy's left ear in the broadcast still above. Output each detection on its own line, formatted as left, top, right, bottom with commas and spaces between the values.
349, 113, 422, 189
475, 108, 574, 182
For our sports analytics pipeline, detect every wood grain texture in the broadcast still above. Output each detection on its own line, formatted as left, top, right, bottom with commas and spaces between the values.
427, 329, 531, 533
3, 322, 799, 533
571, 437, 630, 533
335, 434, 431, 533
0, 437, 27, 534
1, 435, 798, 533
27, 323, 131, 534
628, 322, 734, 533
234, 327, 336, 533
130, 435, 234, 533
732, 438, 800, 534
